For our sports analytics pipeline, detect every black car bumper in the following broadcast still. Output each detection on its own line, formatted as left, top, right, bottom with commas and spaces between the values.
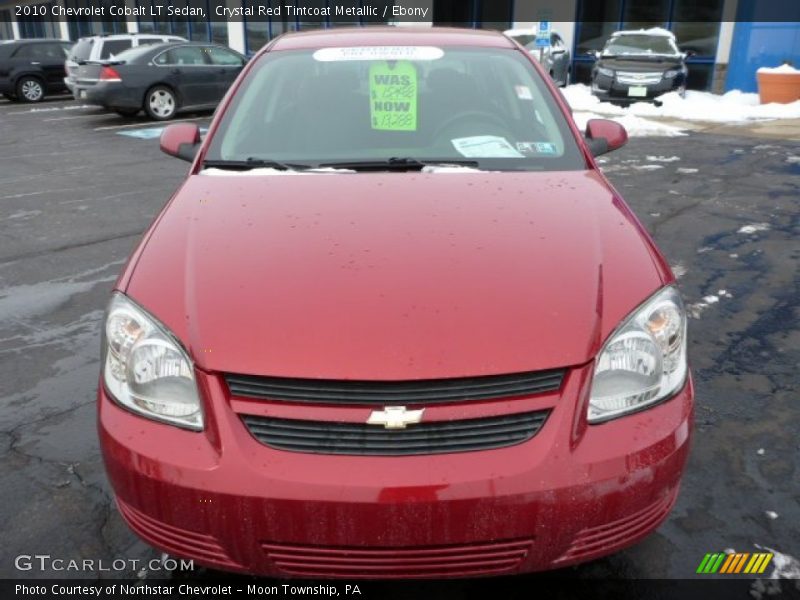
591, 75, 686, 103
85, 82, 142, 111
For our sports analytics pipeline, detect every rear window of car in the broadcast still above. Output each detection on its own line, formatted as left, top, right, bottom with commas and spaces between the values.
112, 45, 156, 63
69, 39, 93, 62
206, 46, 585, 172
100, 39, 133, 60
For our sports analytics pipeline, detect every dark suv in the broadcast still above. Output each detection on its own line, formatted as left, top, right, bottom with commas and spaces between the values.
0, 39, 72, 102
590, 29, 689, 104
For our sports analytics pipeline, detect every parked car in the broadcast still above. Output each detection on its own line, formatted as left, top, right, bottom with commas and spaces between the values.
83, 42, 246, 119
590, 28, 689, 103
504, 28, 571, 86
65, 33, 185, 101
99, 27, 693, 577
0, 39, 71, 102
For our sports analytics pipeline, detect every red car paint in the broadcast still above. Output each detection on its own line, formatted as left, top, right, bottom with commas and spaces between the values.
99, 27, 693, 577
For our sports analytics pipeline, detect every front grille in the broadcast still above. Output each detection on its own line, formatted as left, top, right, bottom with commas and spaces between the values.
262, 538, 533, 578
616, 71, 663, 85
226, 369, 565, 406
242, 411, 549, 455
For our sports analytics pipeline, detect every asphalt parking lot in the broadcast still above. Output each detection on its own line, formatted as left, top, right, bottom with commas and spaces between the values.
0, 96, 798, 586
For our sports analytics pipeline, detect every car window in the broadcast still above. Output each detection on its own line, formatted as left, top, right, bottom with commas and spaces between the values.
137, 38, 163, 47
12, 44, 42, 59
101, 39, 133, 59
113, 45, 157, 63
68, 39, 93, 62
207, 47, 585, 172
603, 34, 679, 57
155, 46, 207, 66
205, 46, 243, 66
43, 43, 69, 59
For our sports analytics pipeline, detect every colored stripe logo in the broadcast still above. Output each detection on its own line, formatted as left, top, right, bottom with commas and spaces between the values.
697, 552, 773, 574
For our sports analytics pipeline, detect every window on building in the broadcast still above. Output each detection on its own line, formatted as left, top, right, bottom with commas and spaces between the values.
0, 10, 13, 40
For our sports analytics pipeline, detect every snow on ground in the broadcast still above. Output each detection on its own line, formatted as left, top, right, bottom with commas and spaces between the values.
573, 111, 687, 137
564, 84, 800, 137
738, 223, 771, 234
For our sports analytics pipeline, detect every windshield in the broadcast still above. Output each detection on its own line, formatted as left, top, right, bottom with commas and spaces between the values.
602, 34, 679, 57
205, 46, 585, 171
68, 39, 93, 62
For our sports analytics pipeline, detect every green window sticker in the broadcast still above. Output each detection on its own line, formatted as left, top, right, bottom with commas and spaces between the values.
369, 61, 417, 131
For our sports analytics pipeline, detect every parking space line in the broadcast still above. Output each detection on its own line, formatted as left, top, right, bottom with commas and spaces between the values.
94, 116, 208, 131
44, 113, 111, 121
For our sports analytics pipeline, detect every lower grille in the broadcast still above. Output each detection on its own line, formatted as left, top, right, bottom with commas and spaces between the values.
262, 539, 533, 578
616, 71, 663, 85
554, 487, 678, 565
116, 498, 239, 569
242, 411, 549, 455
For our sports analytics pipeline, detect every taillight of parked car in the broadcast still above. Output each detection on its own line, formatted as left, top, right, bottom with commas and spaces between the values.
100, 66, 122, 82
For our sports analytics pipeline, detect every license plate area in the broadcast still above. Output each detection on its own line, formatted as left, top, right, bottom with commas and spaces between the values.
627, 86, 647, 97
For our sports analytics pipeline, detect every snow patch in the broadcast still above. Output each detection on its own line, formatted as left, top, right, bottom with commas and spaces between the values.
765, 511, 779, 520
786, 155, 800, 164
757, 546, 800, 580
738, 223, 771, 234
645, 155, 680, 162
564, 84, 800, 125
676, 167, 699, 174
671, 263, 687, 279
757, 63, 800, 74
632, 164, 664, 170
573, 111, 687, 137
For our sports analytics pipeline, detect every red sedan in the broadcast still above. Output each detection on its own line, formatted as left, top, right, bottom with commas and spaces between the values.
98, 27, 693, 578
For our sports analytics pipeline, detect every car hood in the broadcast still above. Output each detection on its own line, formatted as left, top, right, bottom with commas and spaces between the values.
597, 56, 683, 71
125, 170, 668, 380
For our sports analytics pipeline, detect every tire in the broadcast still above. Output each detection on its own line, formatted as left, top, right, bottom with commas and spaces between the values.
16, 77, 45, 103
115, 108, 140, 117
144, 85, 178, 120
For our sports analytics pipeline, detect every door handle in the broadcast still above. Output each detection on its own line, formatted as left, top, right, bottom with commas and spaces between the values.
171, 68, 181, 75
30, 61, 41, 65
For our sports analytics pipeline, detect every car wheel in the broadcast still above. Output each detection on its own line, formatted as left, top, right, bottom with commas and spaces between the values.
115, 108, 140, 117
16, 77, 45, 103
144, 85, 178, 120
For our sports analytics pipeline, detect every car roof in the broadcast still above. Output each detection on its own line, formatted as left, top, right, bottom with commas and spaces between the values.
271, 26, 516, 52
79, 33, 185, 41
503, 28, 562, 37
611, 27, 676, 39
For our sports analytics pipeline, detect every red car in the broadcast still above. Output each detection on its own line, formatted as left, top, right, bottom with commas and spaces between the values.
99, 27, 693, 578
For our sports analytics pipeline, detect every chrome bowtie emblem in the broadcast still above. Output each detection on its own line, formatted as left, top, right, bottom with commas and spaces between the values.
367, 406, 424, 429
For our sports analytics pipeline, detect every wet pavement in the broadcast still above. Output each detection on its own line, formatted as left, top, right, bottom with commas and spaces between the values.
0, 97, 798, 584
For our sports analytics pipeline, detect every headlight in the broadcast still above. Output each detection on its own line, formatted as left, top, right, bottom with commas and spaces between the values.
664, 69, 688, 79
596, 67, 615, 78
588, 286, 688, 423
102, 293, 203, 430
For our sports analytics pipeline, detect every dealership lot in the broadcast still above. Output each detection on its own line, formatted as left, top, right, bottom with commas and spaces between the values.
0, 95, 798, 583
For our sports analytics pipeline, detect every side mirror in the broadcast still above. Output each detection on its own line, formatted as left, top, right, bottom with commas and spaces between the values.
160, 122, 201, 162
585, 50, 599, 59
585, 118, 628, 157
684, 49, 696, 58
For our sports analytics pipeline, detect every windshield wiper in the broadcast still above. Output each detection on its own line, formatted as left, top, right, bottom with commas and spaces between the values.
203, 158, 309, 171
318, 157, 481, 172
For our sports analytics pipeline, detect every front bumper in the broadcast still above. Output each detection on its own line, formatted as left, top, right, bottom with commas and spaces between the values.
98, 364, 693, 578
591, 76, 686, 103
